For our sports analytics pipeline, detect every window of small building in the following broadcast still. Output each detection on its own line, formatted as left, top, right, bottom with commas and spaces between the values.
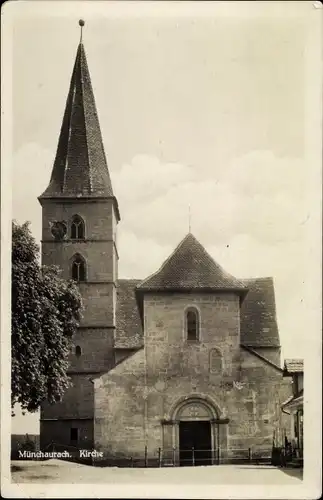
209, 348, 223, 373
70, 428, 78, 443
71, 254, 86, 282
186, 308, 200, 341
75, 345, 82, 357
71, 215, 85, 240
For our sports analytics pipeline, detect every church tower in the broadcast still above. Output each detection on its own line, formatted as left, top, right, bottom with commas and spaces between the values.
38, 21, 119, 450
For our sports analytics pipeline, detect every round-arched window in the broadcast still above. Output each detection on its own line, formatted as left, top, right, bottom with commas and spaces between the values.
186, 308, 200, 342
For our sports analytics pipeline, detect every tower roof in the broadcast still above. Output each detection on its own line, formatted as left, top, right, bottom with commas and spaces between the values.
39, 36, 119, 216
137, 233, 248, 294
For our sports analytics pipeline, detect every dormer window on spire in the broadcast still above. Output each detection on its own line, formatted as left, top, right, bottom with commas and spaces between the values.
71, 215, 85, 240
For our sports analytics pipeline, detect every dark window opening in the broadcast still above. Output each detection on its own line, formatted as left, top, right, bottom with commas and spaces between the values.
71, 215, 85, 240
71, 254, 86, 282
186, 308, 199, 341
75, 345, 82, 357
70, 428, 78, 442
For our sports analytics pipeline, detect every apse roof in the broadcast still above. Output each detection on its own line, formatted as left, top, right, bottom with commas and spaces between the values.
137, 233, 248, 294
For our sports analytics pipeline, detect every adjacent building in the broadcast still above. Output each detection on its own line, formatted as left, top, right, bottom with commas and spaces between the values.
282, 359, 304, 457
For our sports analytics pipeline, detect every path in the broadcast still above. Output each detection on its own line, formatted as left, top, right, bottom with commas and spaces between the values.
11, 460, 303, 485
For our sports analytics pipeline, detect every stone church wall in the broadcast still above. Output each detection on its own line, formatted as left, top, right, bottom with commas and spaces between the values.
68, 327, 115, 373
41, 374, 94, 420
41, 200, 116, 243
94, 349, 146, 459
40, 419, 93, 451
40, 374, 95, 451
93, 292, 291, 462
40, 199, 118, 451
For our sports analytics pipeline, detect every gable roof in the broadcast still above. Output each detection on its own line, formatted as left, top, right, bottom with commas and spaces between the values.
240, 277, 280, 347
283, 359, 304, 374
137, 233, 248, 294
281, 389, 303, 413
39, 41, 119, 218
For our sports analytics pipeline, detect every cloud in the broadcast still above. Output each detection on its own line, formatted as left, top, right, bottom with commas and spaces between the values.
118, 230, 172, 279
114, 151, 308, 248
112, 151, 311, 358
113, 154, 198, 204
12, 146, 312, 357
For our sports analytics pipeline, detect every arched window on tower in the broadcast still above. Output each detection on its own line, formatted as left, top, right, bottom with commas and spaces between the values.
75, 345, 82, 357
71, 254, 86, 282
186, 307, 200, 342
71, 215, 85, 240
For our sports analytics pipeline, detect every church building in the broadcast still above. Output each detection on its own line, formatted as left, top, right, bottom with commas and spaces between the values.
39, 27, 291, 465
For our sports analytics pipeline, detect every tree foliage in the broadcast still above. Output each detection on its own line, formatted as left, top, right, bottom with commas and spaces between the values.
12, 221, 83, 413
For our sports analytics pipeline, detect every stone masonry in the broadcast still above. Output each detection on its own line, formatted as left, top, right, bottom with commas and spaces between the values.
39, 32, 293, 463
93, 292, 291, 464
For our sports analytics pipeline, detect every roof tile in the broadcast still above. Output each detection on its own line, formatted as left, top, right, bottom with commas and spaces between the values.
39, 43, 117, 207
115, 279, 143, 348
115, 276, 280, 348
240, 277, 280, 347
137, 233, 247, 293
284, 359, 304, 373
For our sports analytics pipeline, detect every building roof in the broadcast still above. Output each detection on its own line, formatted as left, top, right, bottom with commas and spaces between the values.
283, 359, 304, 374
281, 389, 303, 413
114, 275, 280, 349
39, 42, 118, 216
137, 233, 248, 294
240, 277, 280, 347
115, 279, 143, 349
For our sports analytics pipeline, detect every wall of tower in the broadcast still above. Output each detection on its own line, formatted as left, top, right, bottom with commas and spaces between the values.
41, 200, 118, 281
41, 200, 116, 241
68, 327, 115, 372
40, 419, 93, 451
41, 375, 94, 420
40, 199, 118, 450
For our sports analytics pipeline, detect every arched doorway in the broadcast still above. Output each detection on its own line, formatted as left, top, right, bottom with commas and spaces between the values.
175, 399, 216, 466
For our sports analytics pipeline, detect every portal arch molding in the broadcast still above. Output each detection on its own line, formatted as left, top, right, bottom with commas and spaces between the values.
168, 393, 223, 421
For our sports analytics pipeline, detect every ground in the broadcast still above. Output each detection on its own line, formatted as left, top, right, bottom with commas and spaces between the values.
11, 460, 303, 484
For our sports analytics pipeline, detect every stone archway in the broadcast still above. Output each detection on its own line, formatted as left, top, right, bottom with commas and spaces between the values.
162, 395, 229, 466
175, 399, 216, 420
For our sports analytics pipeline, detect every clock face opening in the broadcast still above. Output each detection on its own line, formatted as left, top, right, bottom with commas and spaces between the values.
51, 221, 67, 240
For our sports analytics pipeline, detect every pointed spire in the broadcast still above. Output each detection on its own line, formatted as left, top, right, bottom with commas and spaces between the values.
39, 21, 119, 219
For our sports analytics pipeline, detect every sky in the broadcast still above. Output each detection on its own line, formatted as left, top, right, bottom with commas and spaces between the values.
4, 1, 322, 434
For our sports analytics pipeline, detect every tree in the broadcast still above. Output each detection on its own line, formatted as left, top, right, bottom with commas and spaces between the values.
11, 221, 83, 413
